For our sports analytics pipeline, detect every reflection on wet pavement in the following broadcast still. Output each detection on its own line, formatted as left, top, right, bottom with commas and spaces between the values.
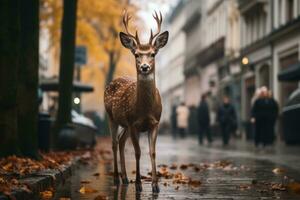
54, 136, 300, 200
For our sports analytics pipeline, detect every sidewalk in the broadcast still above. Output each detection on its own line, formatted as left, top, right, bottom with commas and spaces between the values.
193, 136, 300, 172
0, 151, 90, 200
54, 135, 300, 200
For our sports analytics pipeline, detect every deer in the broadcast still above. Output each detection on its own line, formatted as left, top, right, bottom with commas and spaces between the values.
104, 11, 168, 193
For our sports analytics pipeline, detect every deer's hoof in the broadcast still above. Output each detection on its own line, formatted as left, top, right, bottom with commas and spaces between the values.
135, 183, 143, 192
122, 177, 129, 185
152, 183, 160, 193
113, 177, 120, 185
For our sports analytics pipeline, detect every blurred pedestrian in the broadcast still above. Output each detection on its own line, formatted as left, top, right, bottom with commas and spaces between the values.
217, 96, 237, 146
248, 88, 262, 140
170, 105, 178, 139
251, 87, 279, 147
251, 88, 262, 106
176, 102, 189, 138
197, 94, 212, 145
188, 105, 199, 135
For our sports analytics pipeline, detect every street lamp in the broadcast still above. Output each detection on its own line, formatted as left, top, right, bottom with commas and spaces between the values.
242, 57, 249, 65
74, 97, 80, 105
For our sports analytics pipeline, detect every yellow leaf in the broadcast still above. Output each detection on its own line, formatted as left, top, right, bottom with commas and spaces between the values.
40, 190, 53, 199
287, 182, 300, 194
272, 168, 286, 174
79, 186, 98, 194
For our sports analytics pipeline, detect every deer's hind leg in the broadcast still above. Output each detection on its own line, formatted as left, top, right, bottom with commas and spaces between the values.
108, 118, 120, 185
118, 128, 129, 184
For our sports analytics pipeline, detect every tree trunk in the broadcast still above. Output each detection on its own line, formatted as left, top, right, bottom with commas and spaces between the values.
103, 51, 118, 135
0, 0, 21, 157
105, 51, 117, 86
54, 0, 78, 141
16, 0, 40, 158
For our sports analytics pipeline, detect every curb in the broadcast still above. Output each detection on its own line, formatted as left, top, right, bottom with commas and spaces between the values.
0, 162, 74, 200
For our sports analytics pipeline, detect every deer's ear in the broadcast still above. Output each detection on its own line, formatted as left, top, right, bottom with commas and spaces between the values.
154, 31, 169, 50
119, 32, 136, 50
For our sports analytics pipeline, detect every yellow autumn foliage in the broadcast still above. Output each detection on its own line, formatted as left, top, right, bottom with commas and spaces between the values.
40, 0, 139, 114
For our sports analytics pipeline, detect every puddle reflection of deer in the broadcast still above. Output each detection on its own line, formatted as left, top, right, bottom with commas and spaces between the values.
104, 11, 168, 193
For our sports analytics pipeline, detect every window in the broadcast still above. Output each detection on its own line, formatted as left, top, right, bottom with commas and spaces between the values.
278, 0, 282, 25
287, 0, 294, 21
279, 51, 299, 106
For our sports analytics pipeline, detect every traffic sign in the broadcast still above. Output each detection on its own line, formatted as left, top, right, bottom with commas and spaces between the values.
75, 46, 87, 66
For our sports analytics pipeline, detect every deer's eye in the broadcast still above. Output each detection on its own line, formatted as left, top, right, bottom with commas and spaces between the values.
134, 53, 139, 58
150, 53, 155, 58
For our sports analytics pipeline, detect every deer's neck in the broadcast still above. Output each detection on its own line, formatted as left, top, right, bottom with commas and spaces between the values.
136, 73, 156, 112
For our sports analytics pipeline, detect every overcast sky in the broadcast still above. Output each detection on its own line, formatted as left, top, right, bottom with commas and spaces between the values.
131, 0, 180, 41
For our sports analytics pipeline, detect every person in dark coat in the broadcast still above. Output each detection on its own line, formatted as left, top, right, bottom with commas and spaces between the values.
217, 96, 237, 146
170, 105, 178, 139
251, 87, 279, 147
197, 94, 212, 144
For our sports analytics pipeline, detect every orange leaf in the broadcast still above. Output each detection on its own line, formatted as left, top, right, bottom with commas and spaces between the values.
79, 186, 98, 194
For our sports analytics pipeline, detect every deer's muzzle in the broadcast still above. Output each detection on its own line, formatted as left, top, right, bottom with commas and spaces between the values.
140, 64, 151, 73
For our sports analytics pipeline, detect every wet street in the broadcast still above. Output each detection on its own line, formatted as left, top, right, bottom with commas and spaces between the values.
55, 135, 300, 200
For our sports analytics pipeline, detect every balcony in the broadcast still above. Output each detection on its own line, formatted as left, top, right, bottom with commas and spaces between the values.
184, 37, 225, 77
238, 0, 268, 14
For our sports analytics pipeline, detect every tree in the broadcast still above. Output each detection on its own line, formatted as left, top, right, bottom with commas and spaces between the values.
0, 0, 21, 157
17, 0, 40, 158
54, 0, 78, 140
41, 0, 138, 134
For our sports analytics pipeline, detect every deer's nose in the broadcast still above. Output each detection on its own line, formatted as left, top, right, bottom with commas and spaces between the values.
140, 64, 150, 72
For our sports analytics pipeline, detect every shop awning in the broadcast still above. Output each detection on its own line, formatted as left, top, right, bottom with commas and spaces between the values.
278, 62, 300, 82
40, 78, 94, 93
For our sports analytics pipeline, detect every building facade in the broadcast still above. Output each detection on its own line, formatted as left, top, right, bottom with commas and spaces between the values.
157, 1, 186, 124
157, 0, 300, 139
238, 0, 300, 137
182, 0, 238, 126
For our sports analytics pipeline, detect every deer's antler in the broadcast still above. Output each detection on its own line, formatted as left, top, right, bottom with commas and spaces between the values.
149, 11, 162, 45
122, 11, 140, 45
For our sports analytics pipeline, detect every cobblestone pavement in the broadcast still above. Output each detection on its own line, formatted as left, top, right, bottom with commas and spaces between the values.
55, 135, 300, 200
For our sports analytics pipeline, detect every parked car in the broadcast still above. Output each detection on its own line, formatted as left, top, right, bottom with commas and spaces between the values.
71, 110, 97, 148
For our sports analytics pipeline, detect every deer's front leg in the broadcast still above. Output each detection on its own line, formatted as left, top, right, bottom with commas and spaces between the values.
130, 128, 142, 192
119, 128, 129, 184
148, 125, 159, 193
109, 119, 120, 185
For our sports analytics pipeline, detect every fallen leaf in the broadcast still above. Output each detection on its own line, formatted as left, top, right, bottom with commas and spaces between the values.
81, 180, 91, 184
129, 179, 135, 183
2, 163, 13, 171
194, 166, 200, 172
20, 185, 31, 193
94, 194, 108, 200
271, 183, 286, 191
287, 182, 300, 194
79, 186, 98, 194
93, 173, 100, 176
40, 190, 53, 199
180, 164, 188, 170
158, 164, 168, 168
105, 171, 114, 176
169, 164, 177, 170
188, 163, 196, 167
0, 177, 4, 184
188, 180, 201, 187
272, 168, 286, 175
238, 184, 251, 191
